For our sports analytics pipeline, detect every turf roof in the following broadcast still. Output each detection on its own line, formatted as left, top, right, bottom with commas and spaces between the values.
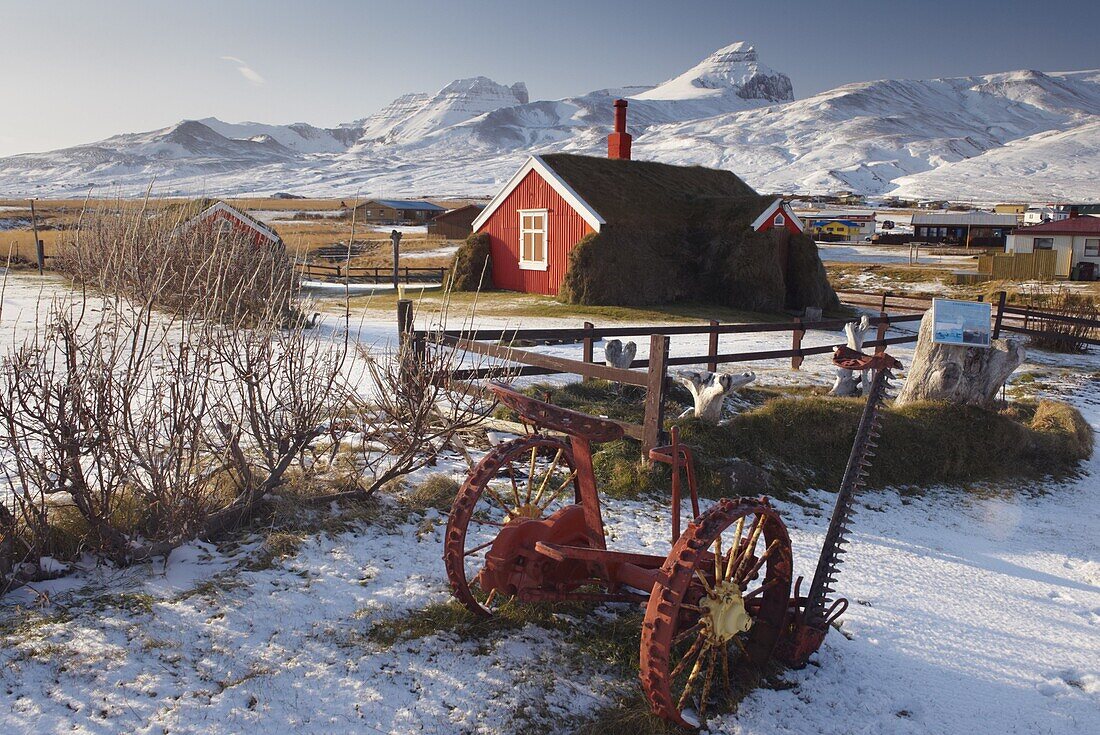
539, 153, 762, 228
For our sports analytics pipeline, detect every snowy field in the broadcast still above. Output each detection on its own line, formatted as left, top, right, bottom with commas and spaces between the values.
816, 243, 979, 266
1, 273, 1098, 734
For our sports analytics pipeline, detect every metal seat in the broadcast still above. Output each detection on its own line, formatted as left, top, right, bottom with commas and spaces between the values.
489, 382, 625, 444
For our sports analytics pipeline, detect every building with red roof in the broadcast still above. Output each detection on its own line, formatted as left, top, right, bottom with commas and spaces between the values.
1006, 215, 1100, 280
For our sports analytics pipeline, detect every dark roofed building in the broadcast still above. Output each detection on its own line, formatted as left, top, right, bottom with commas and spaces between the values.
469, 101, 837, 311
910, 212, 1018, 248
427, 204, 485, 239
353, 199, 445, 224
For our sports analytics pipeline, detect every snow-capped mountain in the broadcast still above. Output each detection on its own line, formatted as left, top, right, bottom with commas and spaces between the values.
0, 42, 1096, 201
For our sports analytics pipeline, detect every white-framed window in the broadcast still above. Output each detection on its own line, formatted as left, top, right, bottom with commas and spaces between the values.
1085, 238, 1100, 257
774, 213, 785, 227
1033, 237, 1054, 250
519, 209, 548, 270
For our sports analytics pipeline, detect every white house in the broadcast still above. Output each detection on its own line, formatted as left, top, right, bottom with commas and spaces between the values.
1006, 216, 1100, 280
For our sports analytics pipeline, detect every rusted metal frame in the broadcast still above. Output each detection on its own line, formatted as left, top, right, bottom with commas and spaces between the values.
532, 541, 667, 569
642, 334, 670, 458
648, 427, 700, 544
440, 334, 647, 386
569, 436, 608, 552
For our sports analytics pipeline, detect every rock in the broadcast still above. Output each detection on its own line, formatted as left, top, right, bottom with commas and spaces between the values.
604, 339, 637, 369
675, 370, 756, 423
724, 459, 773, 496
894, 309, 1024, 408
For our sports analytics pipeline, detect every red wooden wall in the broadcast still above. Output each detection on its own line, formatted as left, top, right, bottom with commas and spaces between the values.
199, 209, 279, 247
758, 206, 803, 235
477, 170, 595, 295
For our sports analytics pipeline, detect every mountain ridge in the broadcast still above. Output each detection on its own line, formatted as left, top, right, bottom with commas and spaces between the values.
0, 42, 1096, 201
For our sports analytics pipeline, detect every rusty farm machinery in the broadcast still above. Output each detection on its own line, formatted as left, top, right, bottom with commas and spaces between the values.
444, 348, 902, 728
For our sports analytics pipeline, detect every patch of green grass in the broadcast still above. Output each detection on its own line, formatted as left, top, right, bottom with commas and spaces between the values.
91, 592, 155, 615
403, 474, 461, 514
0, 607, 75, 638
521, 381, 1092, 501
342, 289, 792, 325
367, 598, 593, 647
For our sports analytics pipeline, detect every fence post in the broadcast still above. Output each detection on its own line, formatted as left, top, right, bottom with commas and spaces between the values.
791, 317, 805, 370
993, 290, 1006, 340
643, 334, 670, 459
707, 320, 719, 372
879, 290, 889, 313
875, 312, 889, 354
397, 298, 416, 388
29, 199, 43, 275
581, 321, 595, 381
391, 230, 402, 290
397, 299, 414, 348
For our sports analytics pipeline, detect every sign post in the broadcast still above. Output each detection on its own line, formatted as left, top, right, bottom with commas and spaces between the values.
932, 298, 992, 348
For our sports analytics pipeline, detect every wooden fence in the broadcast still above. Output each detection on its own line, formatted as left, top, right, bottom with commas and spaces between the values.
403, 289, 1098, 455
296, 262, 446, 284
973, 250, 1057, 281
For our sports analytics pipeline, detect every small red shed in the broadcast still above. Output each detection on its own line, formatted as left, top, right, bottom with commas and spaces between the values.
751, 198, 805, 234
177, 201, 282, 247
471, 99, 801, 297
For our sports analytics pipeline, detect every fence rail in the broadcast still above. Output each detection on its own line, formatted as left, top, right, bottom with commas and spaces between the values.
296, 262, 445, 284
406, 288, 1098, 455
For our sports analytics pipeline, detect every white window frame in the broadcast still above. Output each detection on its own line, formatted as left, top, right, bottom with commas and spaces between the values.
1084, 238, 1100, 257
518, 209, 548, 271
774, 213, 785, 227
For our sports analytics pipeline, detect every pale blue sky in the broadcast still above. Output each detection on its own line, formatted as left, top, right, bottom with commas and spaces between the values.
1, 0, 1097, 157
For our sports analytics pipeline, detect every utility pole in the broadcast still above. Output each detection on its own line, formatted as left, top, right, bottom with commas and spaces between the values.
29, 198, 43, 275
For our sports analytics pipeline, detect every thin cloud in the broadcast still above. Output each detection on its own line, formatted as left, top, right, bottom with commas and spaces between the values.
220, 56, 266, 85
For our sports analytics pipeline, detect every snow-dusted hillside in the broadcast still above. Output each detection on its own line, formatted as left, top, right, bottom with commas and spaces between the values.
0, 42, 1096, 201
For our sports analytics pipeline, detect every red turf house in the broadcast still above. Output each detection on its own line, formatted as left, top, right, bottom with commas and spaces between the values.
470, 99, 805, 296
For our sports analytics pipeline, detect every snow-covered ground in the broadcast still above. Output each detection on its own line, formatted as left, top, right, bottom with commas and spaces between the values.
403, 244, 459, 260
369, 225, 427, 235
1, 273, 1098, 734
817, 243, 980, 266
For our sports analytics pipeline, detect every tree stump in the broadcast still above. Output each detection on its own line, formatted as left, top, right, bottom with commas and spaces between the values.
675, 370, 755, 423
894, 309, 1024, 408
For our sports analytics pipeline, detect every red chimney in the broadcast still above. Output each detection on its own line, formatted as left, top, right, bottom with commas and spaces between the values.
608, 99, 632, 160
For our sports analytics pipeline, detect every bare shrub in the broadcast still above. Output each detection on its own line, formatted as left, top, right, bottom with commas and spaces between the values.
329, 333, 490, 500
58, 200, 298, 324
0, 286, 492, 594
1020, 285, 1098, 353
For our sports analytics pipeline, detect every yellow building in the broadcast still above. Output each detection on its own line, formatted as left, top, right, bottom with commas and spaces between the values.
994, 203, 1026, 217
809, 219, 864, 241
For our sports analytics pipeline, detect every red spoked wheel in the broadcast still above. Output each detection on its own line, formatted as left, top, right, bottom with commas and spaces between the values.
444, 435, 581, 617
640, 498, 792, 729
